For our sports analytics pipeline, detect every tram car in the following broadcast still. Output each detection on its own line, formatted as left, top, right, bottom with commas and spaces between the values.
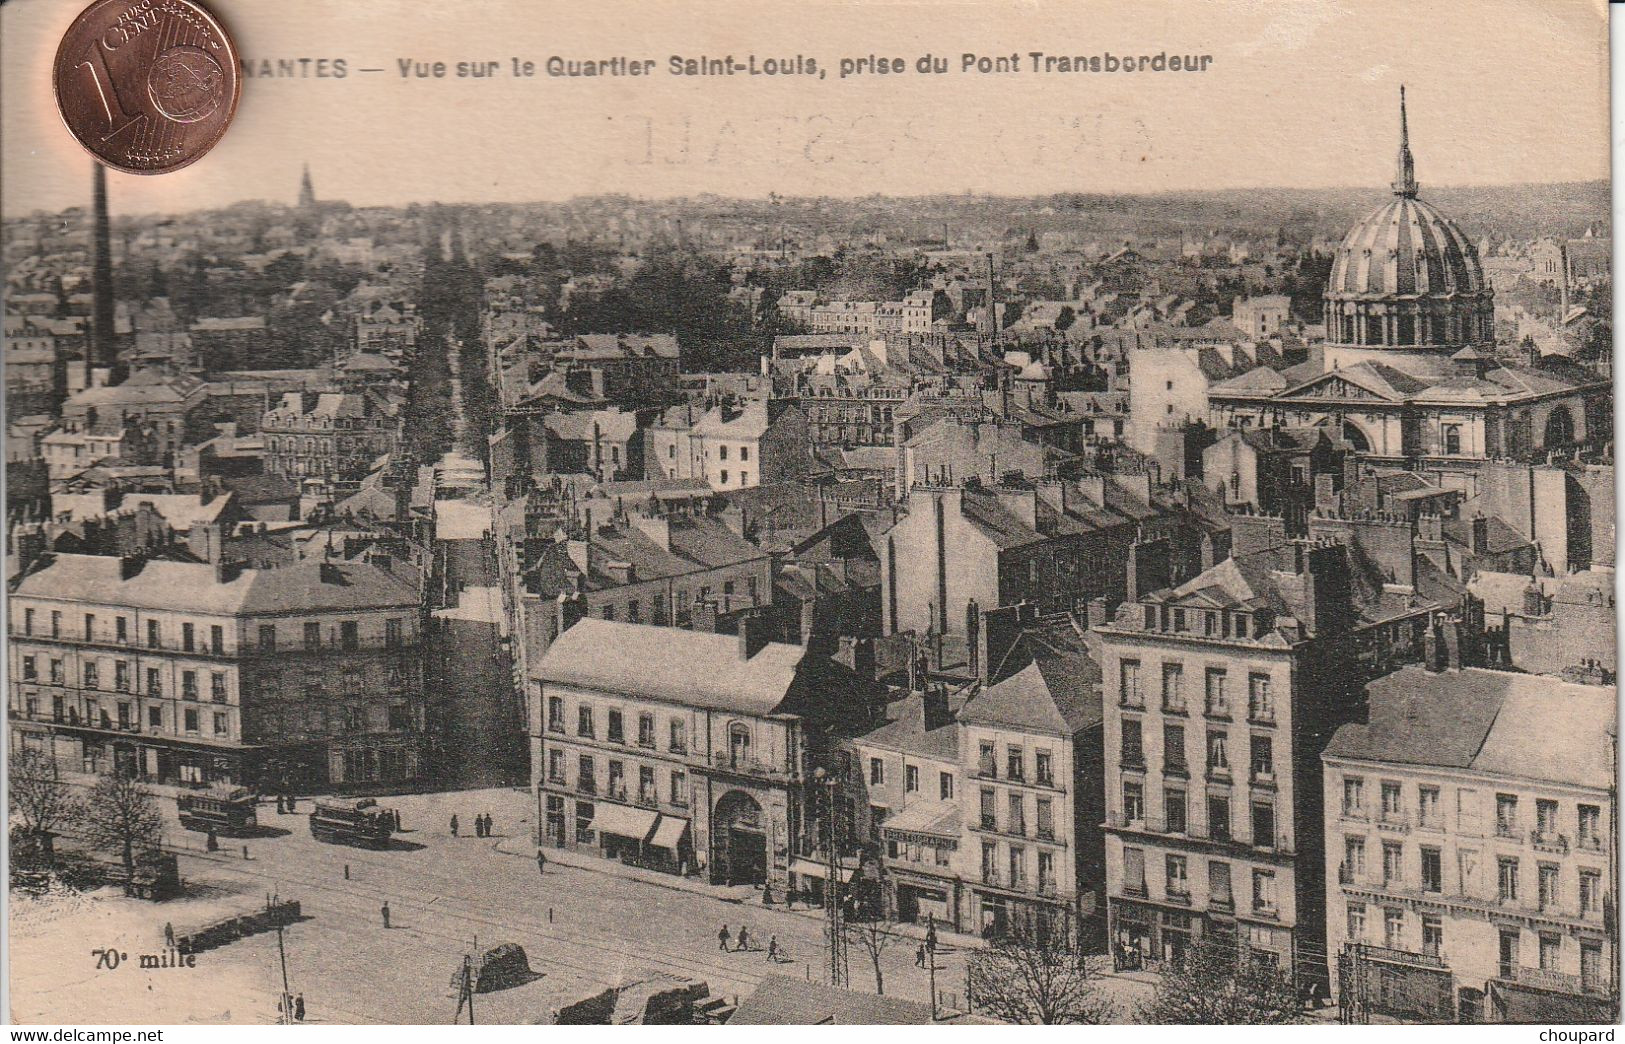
176, 786, 260, 836
309, 797, 397, 848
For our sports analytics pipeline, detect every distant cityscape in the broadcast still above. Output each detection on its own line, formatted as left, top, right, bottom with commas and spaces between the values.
4, 92, 1617, 1026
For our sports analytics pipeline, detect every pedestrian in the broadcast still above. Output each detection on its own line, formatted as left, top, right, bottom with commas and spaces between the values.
477, 813, 487, 838
450, 814, 459, 837
294, 994, 305, 1022
394, 809, 402, 832
484, 812, 495, 837
536, 849, 547, 876
164, 922, 176, 948
276, 794, 285, 815
381, 901, 391, 929
916, 944, 926, 967
717, 925, 731, 951
736, 926, 749, 952
206, 829, 218, 852
767, 936, 779, 963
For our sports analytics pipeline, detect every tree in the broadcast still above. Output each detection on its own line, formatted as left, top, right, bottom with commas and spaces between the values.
966, 912, 1115, 1024
846, 916, 904, 995
9, 747, 80, 842
77, 772, 165, 896
1138, 937, 1306, 1024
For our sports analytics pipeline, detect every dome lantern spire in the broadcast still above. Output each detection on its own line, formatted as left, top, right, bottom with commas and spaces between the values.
1392, 85, 1419, 198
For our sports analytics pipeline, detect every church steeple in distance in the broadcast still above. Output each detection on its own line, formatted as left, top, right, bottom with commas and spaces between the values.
1391, 85, 1419, 198
298, 164, 317, 210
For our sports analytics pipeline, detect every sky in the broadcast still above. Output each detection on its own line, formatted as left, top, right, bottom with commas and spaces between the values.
0, 0, 1610, 217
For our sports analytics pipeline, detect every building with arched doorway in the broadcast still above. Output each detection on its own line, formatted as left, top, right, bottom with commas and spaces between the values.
532, 616, 887, 893
1207, 89, 1610, 499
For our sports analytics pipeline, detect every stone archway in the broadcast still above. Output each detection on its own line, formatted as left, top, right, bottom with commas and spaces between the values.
712, 789, 767, 886
1543, 405, 1576, 449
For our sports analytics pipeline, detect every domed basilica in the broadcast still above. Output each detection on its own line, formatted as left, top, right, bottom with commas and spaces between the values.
1208, 89, 1609, 495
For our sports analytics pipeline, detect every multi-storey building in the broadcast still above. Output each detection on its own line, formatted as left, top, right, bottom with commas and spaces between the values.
7, 553, 426, 788
1098, 539, 1444, 992
261, 389, 400, 483
530, 617, 886, 889
1324, 666, 1616, 1024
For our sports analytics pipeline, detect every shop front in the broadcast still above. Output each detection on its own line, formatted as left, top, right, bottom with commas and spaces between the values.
593, 801, 660, 862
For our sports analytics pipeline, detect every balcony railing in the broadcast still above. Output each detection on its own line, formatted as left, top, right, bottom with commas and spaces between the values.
981, 868, 1002, 887
706, 751, 798, 780
1352, 943, 1447, 970
1533, 831, 1570, 855
1166, 888, 1192, 906
1499, 965, 1612, 998
1496, 824, 1525, 843
1377, 815, 1411, 834
1576, 834, 1605, 853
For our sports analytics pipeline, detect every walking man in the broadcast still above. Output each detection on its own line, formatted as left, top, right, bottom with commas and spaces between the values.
717, 925, 731, 951
536, 849, 547, 876
735, 926, 749, 952
381, 901, 391, 929
485, 812, 495, 837
916, 944, 926, 968
767, 936, 780, 963
164, 922, 176, 948
450, 814, 460, 838
294, 994, 305, 1022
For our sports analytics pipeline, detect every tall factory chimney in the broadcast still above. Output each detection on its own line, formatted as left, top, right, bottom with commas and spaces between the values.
981, 252, 997, 337
92, 162, 118, 375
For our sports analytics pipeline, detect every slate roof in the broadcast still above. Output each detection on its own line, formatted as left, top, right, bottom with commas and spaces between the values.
857, 689, 964, 762
961, 626, 1101, 736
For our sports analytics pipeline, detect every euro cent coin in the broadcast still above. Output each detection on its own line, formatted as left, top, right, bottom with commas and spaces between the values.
53, 0, 241, 175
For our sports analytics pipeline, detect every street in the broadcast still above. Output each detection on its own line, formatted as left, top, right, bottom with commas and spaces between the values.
12, 787, 1162, 1024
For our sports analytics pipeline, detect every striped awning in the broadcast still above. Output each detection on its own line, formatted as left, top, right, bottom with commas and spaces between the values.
593, 802, 659, 842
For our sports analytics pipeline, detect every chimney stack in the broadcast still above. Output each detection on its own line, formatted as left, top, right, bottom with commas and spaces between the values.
738, 611, 771, 661
923, 684, 952, 732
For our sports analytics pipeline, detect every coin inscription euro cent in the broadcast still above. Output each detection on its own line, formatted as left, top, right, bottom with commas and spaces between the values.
53, 0, 241, 175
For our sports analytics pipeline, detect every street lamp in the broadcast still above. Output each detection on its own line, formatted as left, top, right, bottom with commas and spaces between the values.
926, 915, 939, 1020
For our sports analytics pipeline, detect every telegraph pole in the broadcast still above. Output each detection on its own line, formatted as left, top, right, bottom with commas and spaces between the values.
926, 916, 939, 1020
271, 897, 292, 1024
815, 767, 847, 987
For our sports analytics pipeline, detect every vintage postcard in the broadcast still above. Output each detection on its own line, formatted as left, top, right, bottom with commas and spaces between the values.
1, 0, 1616, 1030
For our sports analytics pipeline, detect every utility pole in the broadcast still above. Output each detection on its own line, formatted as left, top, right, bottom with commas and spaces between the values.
271, 896, 292, 1024
926, 916, 939, 1020
815, 767, 846, 987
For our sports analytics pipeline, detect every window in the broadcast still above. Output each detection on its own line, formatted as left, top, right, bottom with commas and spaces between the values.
576, 801, 595, 843
1123, 846, 1147, 895
740, 446, 749, 462
1037, 797, 1054, 839
905, 764, 919, 793
1383, 841, 1404, 885
607, 709, 625, 743
83, 662, 99, 689
210, 625, 223, 654
184, 708, 199, 733
1251, 801, 1275, 849
1535, 798, 1559, 840
1380, 781, 1404, 824
1037, 849, 1054, 890
547, 697, 565, 732
670, 770, 687, 805
85, 613, 95, 641
211, 672, 227, 702
1252, 870, 1277, 913
1008, 793, 1025, 835
1421, 847, 1442, 893
1538, 863, 1560, 911
1498, 857, 1519, 902
146, 668, 161, 695
385, 618, 403, 648
1581, 869, 1602, 916
720, 470, 729, 484
577, 756, 597, 793
978, 741, 997, 778
940, 772, 954, 801
1208, 794, 1231, 842
1119, 659, 1143, 707
183, 623, 195, 652
1123, 780, 1144, 823
669, 718, 686, 753
1347, 903, 1367, 942
1248, 674, 1273, 722
1496, 794, 1519, 838
50, 659, 64, 684
145, 619, 158, 647
1345, 836, 1366, 879
22, 656, 36, 681
870, 758, 885, 786
979, 788, 996, 830
116, 617, 127, 643
147, 706, 162, 728
1008, 845, 1026, 887
1499, 930, 1520, 977
1583, 942, 1605, 991
1210, 861, 1233, 907
1344, 777, 1365, 816
1540, 934, 1562, 972
1458, 849, 1479, 894
1006, 746, 1024, 781
340, 621, 359, 651
213, 712, 228, 736
24, 608, 34, 635
719, 445, 729, 461
1166, 854, 1189, 897
1121, 719, 1144, 767
1250, 735, 1273, 782
548, 749, 565, 782
259, 624, 276, 650
1164, 724, 1187, 772
1035, 751, 1053, 785
1204, 668, 1228, 717
1443, 424, 1462, 455
1161, 662, 1184, 712
1579, 804, 1602, 848
1384, 908, 1404, 949
303, 622, 321, 651
182, 671, 197, 700
1206, 730, 1229, 775
577, 705, 594, 738
638, 765, 657, 804
51, 611, 61, 638
1165, 790, 1187, 834
1418, 786, 1440, 828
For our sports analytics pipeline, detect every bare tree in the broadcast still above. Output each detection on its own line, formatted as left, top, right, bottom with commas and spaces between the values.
1139, 937, 1305, 1024
77, 771, 165, 895
966, 913, 1115, 1024
9, 747, 80, 840
845, 917, 903, 995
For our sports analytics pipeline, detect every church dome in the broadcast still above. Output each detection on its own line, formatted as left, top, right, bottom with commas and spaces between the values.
1323, 87, 1495, 352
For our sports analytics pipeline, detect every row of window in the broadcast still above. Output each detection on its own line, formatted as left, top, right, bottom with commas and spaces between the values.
16, 611, 408, 653
590, 577, 759, 625
1122, 721, 1275, 784
1122, 846, 1278, 914
1348, 904, 1608, 988
21, 656, 229, 701
979, 839, 1061, 892
19, 694, 231, 737
259, 703, 414, 735
1122, 781, 1277, 848
1341, 776, 1606, 846
868, 756, 954, 800
546, 749, 688, 806
1119, 659, 1275, 722
549, 698, 688, 752
972, 740, 1058, 786
1342, 834, 1606, 916
976, 786, 1060, 840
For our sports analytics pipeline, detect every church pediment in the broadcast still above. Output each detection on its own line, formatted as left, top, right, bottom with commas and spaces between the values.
1276, 369, 1405, 403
